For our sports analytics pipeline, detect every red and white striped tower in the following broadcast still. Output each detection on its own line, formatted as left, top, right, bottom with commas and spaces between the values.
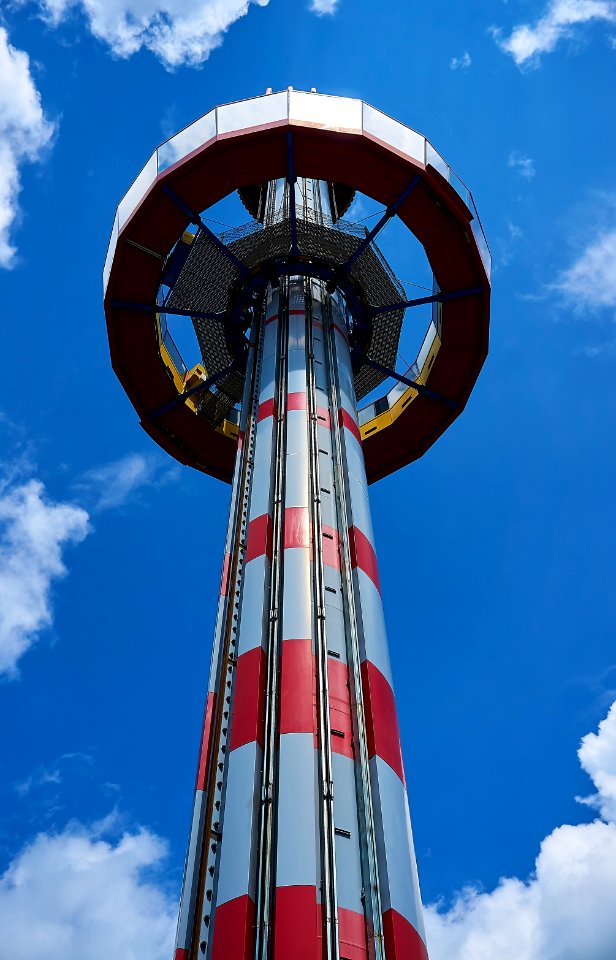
103, 90, 490, 960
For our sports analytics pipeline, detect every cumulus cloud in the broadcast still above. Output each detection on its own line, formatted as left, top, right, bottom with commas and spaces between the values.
0, 27, 55, 268
578, 701, 616, 821
75, 452, 179, 511
309, 0, 339, 13
0, 474, 90, 677
426, 699, 616, 960
30, 0, 270, 68
0, 819, 176, 960
508, 151, 536, 180
493, 0, 616, 66
555, 228, 616, 308
450, 51, 472, 69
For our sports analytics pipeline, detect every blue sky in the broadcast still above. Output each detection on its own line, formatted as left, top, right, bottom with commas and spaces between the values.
1, 1, 616, 957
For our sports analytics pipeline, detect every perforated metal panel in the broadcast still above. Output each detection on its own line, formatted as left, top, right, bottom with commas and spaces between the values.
162, 210, 406, 422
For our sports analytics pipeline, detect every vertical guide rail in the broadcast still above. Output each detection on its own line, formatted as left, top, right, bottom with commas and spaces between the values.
324, 296, 386, 960
306, 279, 340, 960
184, 310, 264, 960
173, 334, 254, 959
254, 283, 289, 960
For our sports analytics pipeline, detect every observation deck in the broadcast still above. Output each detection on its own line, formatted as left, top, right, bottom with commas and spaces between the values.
103, 89, 490, 484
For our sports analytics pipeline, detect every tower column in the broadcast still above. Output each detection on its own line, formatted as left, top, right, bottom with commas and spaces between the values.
104, 88, 490, 960
175, 275, 428, 960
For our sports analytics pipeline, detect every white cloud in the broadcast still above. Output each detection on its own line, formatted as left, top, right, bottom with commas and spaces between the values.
0, 27, 55, 268
0, 820, 176, 960
556, 228, 616, 308
426, 699, 616, 960
75, 452, 178, 511
494, 0, 616, 66
31, 0, 270, 68
450, 51, 472, 69
310, 0, 339, 12
0, 475, 90, 677
508, 151, 536, 180
578, 701, 616, 821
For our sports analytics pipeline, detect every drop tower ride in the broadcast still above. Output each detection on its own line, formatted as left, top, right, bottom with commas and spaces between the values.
103, 90, 490, 960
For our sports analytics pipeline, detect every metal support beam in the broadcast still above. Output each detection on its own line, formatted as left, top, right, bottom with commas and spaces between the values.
145, 362, 238, 420
372, 285, 483, 315
163, 184, 249, 276
364, 358, 457, 410
341, 175, 421, 272
286, 131, 299, 256
111, 299, 225, 323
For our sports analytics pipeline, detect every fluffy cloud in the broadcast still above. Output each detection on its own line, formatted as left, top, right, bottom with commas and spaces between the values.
0, 475, 90, 677
556, 229, 616, 308
32, 0, 270, 68
309, 0, 340, 13
578, 701, 616, 821
450, 51, 472, 70
75, 452, 179, 511
494, 0, 616, 66
0, 820, 176, 960
426, 699, 616, 960
0, 28, 55, 268
508, 151, 536, 180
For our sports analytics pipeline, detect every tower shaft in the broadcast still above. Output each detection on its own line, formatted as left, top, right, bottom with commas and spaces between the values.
174, 275, 428, 960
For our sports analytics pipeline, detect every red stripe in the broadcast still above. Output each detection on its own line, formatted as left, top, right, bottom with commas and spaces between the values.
339, 408, 361, 445
313, 319, 324, 330
316, 406, 331, 429
280, 639, 315, 734
328, 659, 353, 759
195, 692, 216, 790
245, 514, 273, 563
174, 950, 189, 960
237, 430, 245, 450
338, 908, 368, 960
382, 909, 429, 960
212, 895, 256, 960
287, 391, 307, 411
258, 397, 277, 422
284, 506, 310, 550
322, 524, 340, 569
349, 526, 380, 593
361, 661, 405, 784
333, 321, 348, 342
289, 309, 305, 316
273, 886, 320, 960
230, 647, 266, 751
220, 552, 231, 596
265, 313, 278, 325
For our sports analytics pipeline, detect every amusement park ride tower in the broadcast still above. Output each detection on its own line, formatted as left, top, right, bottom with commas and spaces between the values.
103, 90, 490, 960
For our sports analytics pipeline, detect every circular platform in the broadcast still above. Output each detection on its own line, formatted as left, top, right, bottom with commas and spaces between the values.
103, 90, 490, 484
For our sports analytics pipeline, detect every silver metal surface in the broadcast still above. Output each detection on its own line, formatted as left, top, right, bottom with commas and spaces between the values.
237, 555, 270, 655
215, 741, 263, 906
332, 753, 365, 916
369, 756, 425, 940
275, 733, 320, 887
354, 568, 393, 688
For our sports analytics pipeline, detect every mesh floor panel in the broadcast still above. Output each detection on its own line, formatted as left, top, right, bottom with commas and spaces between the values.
163, 214, 406, 419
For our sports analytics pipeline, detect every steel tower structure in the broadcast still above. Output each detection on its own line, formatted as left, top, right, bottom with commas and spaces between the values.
103, 89, 490, 960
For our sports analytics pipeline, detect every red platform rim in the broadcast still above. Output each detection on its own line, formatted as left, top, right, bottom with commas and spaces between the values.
103, 91, 490, 484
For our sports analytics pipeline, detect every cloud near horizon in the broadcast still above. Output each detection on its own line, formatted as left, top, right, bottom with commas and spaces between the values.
0, 819, 176, 960
425, 699, 616, 959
